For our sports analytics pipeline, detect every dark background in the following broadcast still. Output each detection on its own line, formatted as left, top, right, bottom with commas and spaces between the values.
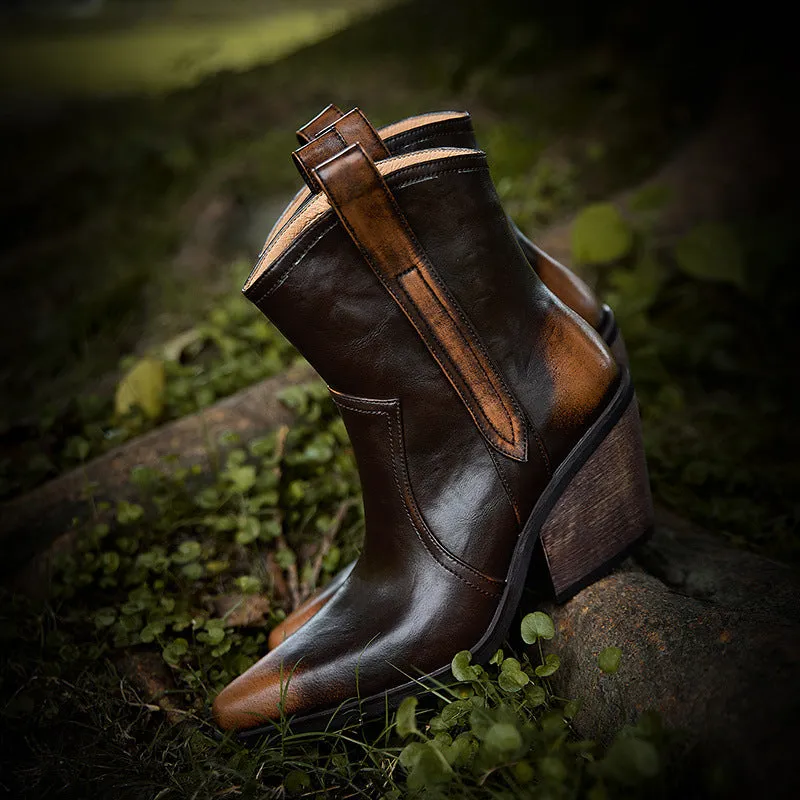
0, 0, 798, 797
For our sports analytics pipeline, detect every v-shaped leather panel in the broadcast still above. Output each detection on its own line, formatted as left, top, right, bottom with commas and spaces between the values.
330, 388, 504, 597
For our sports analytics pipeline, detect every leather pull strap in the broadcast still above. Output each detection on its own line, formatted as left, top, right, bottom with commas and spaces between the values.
295, 104, 344, 144
313, 144, 528, 462
293, 108, 391, 192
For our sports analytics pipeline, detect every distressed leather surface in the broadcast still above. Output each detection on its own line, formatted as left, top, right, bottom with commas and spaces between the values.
315, 144, 528, 462
214, 147, 617, 730
295, 103, 344, 144
293, 109, 390, 191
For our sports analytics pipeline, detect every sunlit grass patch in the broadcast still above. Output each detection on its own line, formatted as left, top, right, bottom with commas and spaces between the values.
0, 0, 393, 97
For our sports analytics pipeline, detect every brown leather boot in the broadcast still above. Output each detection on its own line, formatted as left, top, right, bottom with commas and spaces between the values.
266, 106, 629, 651
213, 136, 652, 735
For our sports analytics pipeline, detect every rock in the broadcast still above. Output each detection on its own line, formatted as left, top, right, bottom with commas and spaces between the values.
531, 507, 800, 798
2, 363, 314, 583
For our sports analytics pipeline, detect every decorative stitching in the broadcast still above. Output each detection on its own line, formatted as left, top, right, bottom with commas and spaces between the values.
248, 156, 545, 470
532, 424, 552, 479
382, 157, 484, 186
251, 222, 338, 305
256, 190, 314, 259
247, 160, 484, 299
412, 266, 517, 443
384, 116, 470, 144
257, 202, 329, 269
394, 279, 522, 459
410, 231, 528, 448
389, 132, 475, 152
324, 190, 520, 460
386, 400, 503, 591
336, 397, 500, 595
391, 169, 550, 463
484, 442, 522, 528
519, 404, 551, 479
332, 394, 503, 595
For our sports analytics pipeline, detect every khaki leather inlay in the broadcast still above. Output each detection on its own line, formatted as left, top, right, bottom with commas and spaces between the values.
399, 269, 525, 458
379, 111, 468, 139
295, 103, 343, 144
315, 144, 527, 462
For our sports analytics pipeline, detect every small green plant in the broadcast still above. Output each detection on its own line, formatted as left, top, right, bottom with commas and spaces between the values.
571, 203, 634, 266
389, 614, 667, 797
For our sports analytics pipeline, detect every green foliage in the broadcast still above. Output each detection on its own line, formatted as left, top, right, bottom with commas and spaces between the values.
628, 184, 672, 213
521, 610, 556, 644
116, 500, 144, 525
0, 293, 302, 501
498, 657, 530, 692
598, 646, 623, 675
235, 575, 262, 594
596, 716, 666, 786
674, 222, 746, 288
495, 154, 578, 230
396, 696, 420, 739
590, 199, 800, 564
114, 357, 167, 419
387, 613, 670, 797
284, 769, 312, 794
571, 203, 634, 265
162, 637, 189, 665
1, 434, 672, 800
451, 650, 482, 682
6, 380, 362, 697
1, 4, 794, 791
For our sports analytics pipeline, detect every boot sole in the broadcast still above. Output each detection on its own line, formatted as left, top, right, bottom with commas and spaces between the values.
235, 367, 651, 740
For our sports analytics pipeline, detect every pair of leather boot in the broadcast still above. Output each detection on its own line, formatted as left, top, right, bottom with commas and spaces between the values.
212, 105, 653, 736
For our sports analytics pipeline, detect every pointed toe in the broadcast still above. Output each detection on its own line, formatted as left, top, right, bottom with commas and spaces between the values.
212, 657, 302, 732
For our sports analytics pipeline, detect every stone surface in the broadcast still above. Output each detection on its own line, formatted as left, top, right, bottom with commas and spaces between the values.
2, 363, 314, 581
530, 507, 800, 798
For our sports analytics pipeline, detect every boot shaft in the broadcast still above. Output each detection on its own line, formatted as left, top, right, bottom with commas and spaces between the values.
245, 145, 617, 574
270, 107, 603, 331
